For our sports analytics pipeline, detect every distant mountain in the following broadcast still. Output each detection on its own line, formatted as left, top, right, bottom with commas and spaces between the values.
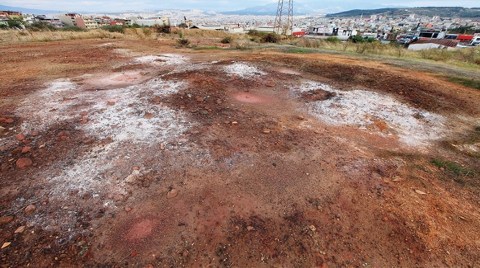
0, 4, 62, 14
326, 7, 480, 18
223, 3, 310, 16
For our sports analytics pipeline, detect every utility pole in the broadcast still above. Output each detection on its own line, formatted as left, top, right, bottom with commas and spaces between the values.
274, 0, 293, 35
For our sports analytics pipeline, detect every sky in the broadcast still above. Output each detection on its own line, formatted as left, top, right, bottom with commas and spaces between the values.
1, 0, 479, 13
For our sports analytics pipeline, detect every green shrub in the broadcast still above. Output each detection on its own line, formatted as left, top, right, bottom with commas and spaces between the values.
177, 38, 190, 47
155, 25, 171, 34
102, 25, 125, 33
262, 33, 279, 43
221, 36, 232, 44
351, 35, 365, 43
248, 30, 264, 37
431, 159, 475, 177
326, 36, 340, 43
27, 22, 56, 31
60, 26, 85, 32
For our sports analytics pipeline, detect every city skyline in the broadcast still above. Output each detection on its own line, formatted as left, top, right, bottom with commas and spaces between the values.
1, 0, 479, 13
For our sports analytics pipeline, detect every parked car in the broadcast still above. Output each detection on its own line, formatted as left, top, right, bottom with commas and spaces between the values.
470, 36, 480, 46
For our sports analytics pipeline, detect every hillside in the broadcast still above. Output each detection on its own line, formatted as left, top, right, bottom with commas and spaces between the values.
222, 3, 309, 16
0, 4, 62, 14
326, 7, 480, 18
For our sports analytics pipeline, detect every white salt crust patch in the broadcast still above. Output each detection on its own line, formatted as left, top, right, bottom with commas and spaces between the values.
224, 62, 266, 78
292, 81, 446, 147
134, 54, 188, 66
18, 77, 191, 197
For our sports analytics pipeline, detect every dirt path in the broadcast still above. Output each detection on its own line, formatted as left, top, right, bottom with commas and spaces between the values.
1, 40, 479, 267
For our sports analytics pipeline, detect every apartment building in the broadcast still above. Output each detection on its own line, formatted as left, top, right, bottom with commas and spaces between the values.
59, 13, 98, 29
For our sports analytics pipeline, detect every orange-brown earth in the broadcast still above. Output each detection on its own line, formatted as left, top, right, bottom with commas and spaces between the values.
0, 39, 479, 267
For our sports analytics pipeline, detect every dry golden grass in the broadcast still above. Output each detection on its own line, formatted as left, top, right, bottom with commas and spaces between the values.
2, 28, 478, 68
0, 29, 124, 43
290, 37, 480, 66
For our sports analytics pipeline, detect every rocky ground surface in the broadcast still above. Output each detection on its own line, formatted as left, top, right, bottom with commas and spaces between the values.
1, 39, 480, 267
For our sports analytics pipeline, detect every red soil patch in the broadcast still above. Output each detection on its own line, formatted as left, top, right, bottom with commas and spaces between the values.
125, 219, 157, 241
232, 92, 272, 104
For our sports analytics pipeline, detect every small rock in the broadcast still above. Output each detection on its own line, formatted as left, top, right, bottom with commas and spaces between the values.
415, 190, 427, 195
0, 126, 5, 133
15, 134, 25, 141
247, 226, 255, 231
262, 129, 271, 134
125, 170, 140, 183
107, 99, 117, 106
309, 225, 316, 232
1, 242, 11, 249
167, 189, 178, 199
125, 206, 132, 212
297, 115, 305, 120
392, 177, 404, 182
80, 116, 88, 124
14, 226, 26, 234
0, 216, 14, 225
24, 204, 36, 215
21, 146, 31, 154
144, 112, 154, 119
113, 194, 125, 202
265, 81, 275, 87
16, 158, 33, 169
231, 121, 238, 125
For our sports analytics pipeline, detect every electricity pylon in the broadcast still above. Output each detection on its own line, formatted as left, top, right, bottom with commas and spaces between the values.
274, 0, 293, 35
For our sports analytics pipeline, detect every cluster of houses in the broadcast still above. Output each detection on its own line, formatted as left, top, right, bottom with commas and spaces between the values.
0, 10, 171, 30
1, 8, 479, 49
304, 14, 480, 48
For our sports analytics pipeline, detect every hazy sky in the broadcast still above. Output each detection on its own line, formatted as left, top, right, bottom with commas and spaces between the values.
2, 0, 479, 12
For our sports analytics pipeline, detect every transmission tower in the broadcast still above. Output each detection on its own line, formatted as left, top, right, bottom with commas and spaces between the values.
274, 0, 294, 35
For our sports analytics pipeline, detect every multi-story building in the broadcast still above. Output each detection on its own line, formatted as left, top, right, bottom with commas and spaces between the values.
0, 11, 22, 19
59, 13, 98, 29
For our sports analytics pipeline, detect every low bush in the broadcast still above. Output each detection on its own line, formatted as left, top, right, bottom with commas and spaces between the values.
155, 25, 171, 34
325, 36, 340, 43
177, 38, 190, 47
102, 25, 125, 33
60, 26, 85, 32
27, 22, 56, 31
262, 33, 280, 43
221, 36, 232, 44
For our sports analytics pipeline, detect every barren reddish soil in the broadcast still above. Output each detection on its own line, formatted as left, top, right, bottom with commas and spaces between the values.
1, 40, 480, 267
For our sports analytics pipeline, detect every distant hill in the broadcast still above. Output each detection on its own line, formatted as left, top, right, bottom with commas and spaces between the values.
0, 4, 62, 14
223, 3, 309, 16
326, 7, 480, 18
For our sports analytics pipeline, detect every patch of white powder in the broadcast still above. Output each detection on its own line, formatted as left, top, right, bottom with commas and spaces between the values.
17, 77, 192, 197
18, 79, 79, 133
292, 81, 446, 147
83, 79, 189, 142
224, 62, 266, 78
134, 54, 188, 66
